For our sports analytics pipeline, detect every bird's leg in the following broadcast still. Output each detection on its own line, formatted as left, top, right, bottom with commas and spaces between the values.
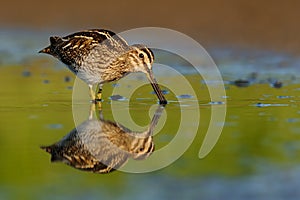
88, 84, 96, 100
95, 83, 103, 101
95, 83, 103, 109
89, 101, 103, 120
89, 103, 96, 120
95, 97, 102, 110
95, 102, 103, 120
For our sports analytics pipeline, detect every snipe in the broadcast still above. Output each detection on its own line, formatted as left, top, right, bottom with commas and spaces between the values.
39, 29, 167, 104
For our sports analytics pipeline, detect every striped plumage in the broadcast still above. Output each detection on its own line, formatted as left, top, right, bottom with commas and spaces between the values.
41, 105, 164, 173
39, 29, 167, 104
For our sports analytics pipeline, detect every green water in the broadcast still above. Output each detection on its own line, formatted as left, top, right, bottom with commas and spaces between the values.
1, 62, 300, 199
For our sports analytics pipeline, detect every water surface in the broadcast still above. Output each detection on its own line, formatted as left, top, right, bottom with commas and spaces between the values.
1, 30, 300, 199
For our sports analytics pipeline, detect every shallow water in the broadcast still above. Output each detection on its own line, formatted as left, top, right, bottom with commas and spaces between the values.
1, 30, 300, 199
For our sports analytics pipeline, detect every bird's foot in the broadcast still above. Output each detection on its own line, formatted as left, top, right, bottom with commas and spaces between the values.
91, 98, 102, 104
96, 91, 102, 101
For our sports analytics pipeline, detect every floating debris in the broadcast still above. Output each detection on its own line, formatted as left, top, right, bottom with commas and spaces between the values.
270, 81, 283, 88
177, 94, 194, 99
43, 80, 50, 84
64, 76, 71, 82
66, 86, 73, 90
232, 79, 250, 87
109, 95, 127, 101
22, 71, 31, 77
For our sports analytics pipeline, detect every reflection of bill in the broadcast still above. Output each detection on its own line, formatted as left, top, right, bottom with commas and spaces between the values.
41, 104, 165, 173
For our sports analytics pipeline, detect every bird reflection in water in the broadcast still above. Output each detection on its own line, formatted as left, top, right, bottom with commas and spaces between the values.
41, 104, 165, 173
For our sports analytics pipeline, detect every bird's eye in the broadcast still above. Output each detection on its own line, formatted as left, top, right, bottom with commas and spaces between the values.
138, 53, 144, 58
139, 147, 144, 152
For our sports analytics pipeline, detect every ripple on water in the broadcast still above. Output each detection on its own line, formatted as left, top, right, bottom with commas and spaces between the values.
253, 103, 289, 107
209, 101, 225, 105
277, 95, 293, 99
28, 115, 38, 119
112, 83, 120, 88
109, 95, 127, 101
286, 118, 300, 123
136, 97, 153, 101
176, 94, 194, 99
290, 127, 300, 134
151, 89, 169, 95
46, 124, 63, 129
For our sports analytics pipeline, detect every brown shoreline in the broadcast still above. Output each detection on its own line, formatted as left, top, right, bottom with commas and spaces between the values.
1, 0, 300, 53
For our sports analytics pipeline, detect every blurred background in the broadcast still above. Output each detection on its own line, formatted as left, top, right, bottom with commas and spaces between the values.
2, 0, 300, 53
1, 1, 300, 200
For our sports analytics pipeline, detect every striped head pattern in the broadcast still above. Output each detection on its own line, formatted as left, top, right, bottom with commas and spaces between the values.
129, 44, 155, 73
130, 134, 155, 160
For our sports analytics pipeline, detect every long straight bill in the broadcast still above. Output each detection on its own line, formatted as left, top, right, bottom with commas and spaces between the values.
147, 69, 167, 105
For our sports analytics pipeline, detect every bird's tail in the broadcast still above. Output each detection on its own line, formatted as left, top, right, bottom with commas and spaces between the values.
38, 36, 63, 55
38, 46, 51, 54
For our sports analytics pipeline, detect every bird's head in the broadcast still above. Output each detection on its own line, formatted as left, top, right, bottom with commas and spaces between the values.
129, 44, 154, 73
128, 44, 167, 105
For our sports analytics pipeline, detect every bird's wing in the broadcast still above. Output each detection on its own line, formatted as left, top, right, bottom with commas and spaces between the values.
45, 29, 129, 68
